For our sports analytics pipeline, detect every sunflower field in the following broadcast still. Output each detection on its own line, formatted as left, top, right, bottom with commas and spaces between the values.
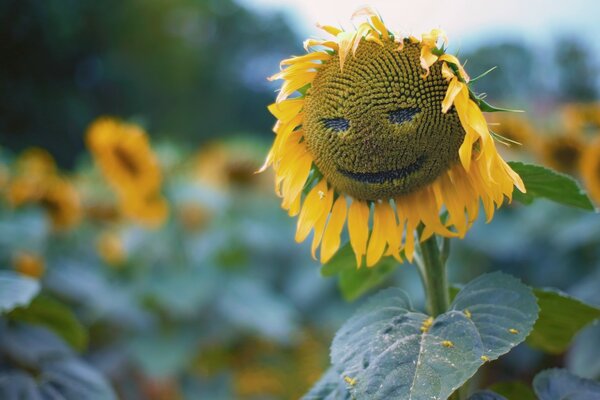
1, 1, 600, 400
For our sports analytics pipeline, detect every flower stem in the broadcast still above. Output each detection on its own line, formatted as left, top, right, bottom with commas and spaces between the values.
416, 227, 468, 400
416, 227, 450, 317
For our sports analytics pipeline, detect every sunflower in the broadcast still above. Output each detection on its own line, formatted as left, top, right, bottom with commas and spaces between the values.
6, 148, 56, 207
96, 231, 126, 266
487, 113, 537, 150
40, 176, 82, 230
562, 102, 600, 133
6, 149, 81, 230
262, 8, 525, 267
12, 251, 45, 279
538, 134, 584, 174
86, 117, 169, 227
579, 138, 600, 204
86, 118, 162, 196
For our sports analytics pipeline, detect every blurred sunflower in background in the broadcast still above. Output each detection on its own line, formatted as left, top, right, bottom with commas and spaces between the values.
263, 7, 524, 267
487, 113, 537, 151
562, 102, 600, 134
86, 117, 169, 227
12, 251, 45, 279
5, 148, 82, 230
538, 134, 584, 174
579, 138, 600, 205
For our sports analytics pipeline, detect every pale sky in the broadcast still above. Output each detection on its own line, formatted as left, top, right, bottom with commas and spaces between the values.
240, 0, 599, 52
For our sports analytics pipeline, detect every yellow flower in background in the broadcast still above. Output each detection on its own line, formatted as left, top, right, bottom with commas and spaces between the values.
6, 148, 56, 207
579, 139, 600, 204
41, 176, 82, 230
177, 202, 212, 232
86, 117, 162, 196
562, 102, 600, 133
5, 149, 82, 230
194, 141, 269, 190
96, 231, 126, 266
538, 135, 584, 174
262, 7, 525, 267
120, 191, 169, 228
487, 113, 537, 150
12, 251, 45, 279
86, 117, 169, 228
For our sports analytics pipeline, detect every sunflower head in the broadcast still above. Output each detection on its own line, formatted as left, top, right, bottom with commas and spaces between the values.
86, 117, 169, 228
262, 8, 525, 267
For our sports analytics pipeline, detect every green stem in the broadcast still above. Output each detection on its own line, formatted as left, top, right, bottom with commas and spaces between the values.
415, 227, 469, 400
416, 227, 450, 317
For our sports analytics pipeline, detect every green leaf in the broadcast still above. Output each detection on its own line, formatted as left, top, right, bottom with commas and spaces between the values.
567, 323, 600, 379
450, 272, 539, 361
468, 391, 507, 400
8, 295, 88, 352
302, 368, 350, 400
488, 381, 536, 400
0, 271, 40, 314
0, 359, 117, 400
321, 243, 399, 301
330, 273, 538, 400
533, 369, 600, 400
508, 162, 595, 211
527, 289, 600, 354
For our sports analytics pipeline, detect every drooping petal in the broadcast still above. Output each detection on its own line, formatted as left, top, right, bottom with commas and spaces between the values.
320, 196, 348, 263
295, 180, 330, 242
348, 199, 370, 267
366, 202, 388, 267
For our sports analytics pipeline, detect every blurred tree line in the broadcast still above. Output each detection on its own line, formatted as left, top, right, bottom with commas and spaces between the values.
1, 0, 598, 167
0, 0, 298, 167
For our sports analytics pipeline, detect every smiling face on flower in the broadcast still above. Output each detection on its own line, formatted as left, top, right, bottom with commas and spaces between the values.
304, 41, 465, 200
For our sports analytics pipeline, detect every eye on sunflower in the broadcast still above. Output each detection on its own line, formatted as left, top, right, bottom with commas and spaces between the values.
261, 7, 525, 267
86, 117, 169, 227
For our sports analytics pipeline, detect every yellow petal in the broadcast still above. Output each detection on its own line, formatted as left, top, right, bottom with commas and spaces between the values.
348, 199, 370, 268
439, 54, 470, 82
311, 188, 334, 258
366, 202, 387, 267
280, 51, 331, 66
441, 62, 455, 82
336, 31, 356, 71
320, 196, 348, 263
442, 77, 464, 113
295, 180, 329, 242
304, 39, 339, 51
267, 99, 304, 123
317, 24, 342, 37
378, 201, 401, 260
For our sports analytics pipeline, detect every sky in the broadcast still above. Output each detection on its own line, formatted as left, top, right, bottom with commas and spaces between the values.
240, 0, 600, 53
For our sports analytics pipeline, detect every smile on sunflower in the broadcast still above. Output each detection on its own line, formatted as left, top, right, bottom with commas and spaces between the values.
261, 7, 525, 267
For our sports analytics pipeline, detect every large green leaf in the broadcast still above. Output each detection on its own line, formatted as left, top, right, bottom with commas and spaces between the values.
488, 381, 536, 400
8, 295, 88, 352
468, 391, 507, 400
508, 162, 594, 211
321, 243, 398, 301
533, 369, 600, 400
302, 368, 350, 400
567, 323, 600, 379
330, 273, 538, 400
0, 360, 116, 400
0, 271, 40, 314
527, 289, 600, 354
450, 272, 539, 360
